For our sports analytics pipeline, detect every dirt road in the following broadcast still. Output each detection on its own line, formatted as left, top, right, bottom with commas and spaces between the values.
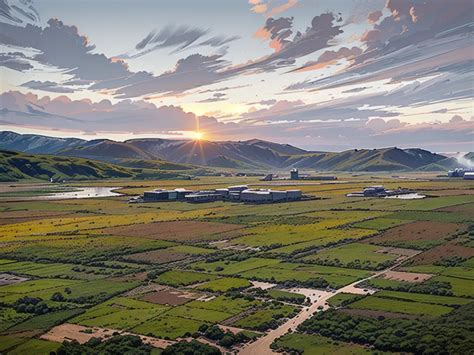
238, 258, 415, 355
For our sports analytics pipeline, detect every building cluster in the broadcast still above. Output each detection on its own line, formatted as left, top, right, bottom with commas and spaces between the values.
140, 185, 302, 204
346, 185, 413, 198
448, 168, 474, 180
290, 169, 337, 181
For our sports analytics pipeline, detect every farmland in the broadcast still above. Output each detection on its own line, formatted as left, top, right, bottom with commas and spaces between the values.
0, 174, 473, 353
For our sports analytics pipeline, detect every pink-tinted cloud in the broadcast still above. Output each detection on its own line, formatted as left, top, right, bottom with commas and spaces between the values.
367, 10, 383, 23
249, 0, 297, 17
291, 46, 362, 72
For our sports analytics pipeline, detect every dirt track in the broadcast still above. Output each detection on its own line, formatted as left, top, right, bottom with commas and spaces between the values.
238, 253, 419, 355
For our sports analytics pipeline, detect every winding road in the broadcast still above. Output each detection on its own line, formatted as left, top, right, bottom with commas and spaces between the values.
238, 254, 417, 355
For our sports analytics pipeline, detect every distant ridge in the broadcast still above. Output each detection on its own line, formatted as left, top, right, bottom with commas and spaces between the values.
1, 131, 472, 172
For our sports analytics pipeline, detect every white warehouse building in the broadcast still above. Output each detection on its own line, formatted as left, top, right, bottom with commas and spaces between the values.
240, 189, 302, 203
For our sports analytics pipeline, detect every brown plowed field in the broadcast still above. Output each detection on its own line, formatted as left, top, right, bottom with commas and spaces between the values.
126, 249, 189, 264
409, 240, 474, 265
101, 220, 245, 242
364, 221, 463, 245
381, 270, 433, 283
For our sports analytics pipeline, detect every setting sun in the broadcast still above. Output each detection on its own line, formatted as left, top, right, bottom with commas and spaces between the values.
190, 131, 204, 140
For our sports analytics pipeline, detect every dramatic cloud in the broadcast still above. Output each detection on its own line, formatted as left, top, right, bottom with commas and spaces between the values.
101, 54, 229, 98
198, 92, 227, 103
121, 26, 240, 59
367, 10, 382, 24
249, 0, 297, 17
0, 52, 32, 71
291, 46, 362, 72
0, 91, 235, 135
0, 0, 39, 25
0, 19, 132, 82
239, 12, 344, 73
21, 80, 74, 93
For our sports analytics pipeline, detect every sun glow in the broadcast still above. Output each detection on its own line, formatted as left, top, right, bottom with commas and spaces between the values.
190, 131, 204, 141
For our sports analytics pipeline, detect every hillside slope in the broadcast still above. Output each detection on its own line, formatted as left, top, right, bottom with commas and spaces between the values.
1, 131, 471, 172
0, 150, 195, 182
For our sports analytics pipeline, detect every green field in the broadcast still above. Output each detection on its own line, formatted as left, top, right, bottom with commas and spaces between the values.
154, 270, 218, 286
272, 333, 371, 354
302, 243, 397, 270
196, 277, 251, 292
0, 175, 472, 353
348, 295, 455, 316
72, 297, 170, 330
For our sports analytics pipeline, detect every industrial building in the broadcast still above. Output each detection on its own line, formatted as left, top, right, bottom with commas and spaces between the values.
346, 185, 412, 198
140, 184, 302, 204
185, 191, 225, 203
289, 168, 336, 181
240, 189, 302, 203
448, 168, 474, 178
143, 188, 193, 202
464, 172, 474, 180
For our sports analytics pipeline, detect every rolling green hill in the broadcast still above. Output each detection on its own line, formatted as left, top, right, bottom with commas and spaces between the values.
0, 150, 196, 182
1, 131, 472, 172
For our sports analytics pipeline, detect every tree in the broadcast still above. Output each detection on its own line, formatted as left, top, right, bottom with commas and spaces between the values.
162, 340, 221, 355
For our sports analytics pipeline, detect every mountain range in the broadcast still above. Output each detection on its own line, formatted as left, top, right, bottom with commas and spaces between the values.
0, 131, 471, 177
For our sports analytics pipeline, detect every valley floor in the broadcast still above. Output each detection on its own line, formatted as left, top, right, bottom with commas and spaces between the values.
0, 174, 473, 354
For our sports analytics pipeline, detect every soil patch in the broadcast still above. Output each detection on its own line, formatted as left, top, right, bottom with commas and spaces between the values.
364, 221, 463, 245
102, 220, 245, 242
140, 288, 197, 306
126, 250, 189, 264
381, 270, 433, 283
409, 240, 474, 265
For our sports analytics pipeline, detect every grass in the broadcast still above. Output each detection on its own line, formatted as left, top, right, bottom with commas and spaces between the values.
164, 305, 232, 323
6, 339, 60, 355
72, 297, 169, 330
230, 222, 376, 248
0, 176, 472, 353
6, 308, 84, 333
0, 261, 135, 280
0, 336, 26, 353
186, 296, 258, 316
239, 263, 371, 289
353, 218, 411, 230
191, 257, 281, 275
374, 290, 473, 306
266, 289, 306, 303
431, 276, 474, 298
302, 243, 397, 270
348, 295, 454, 317
0, 308, 31, 332
232, 304, 298, 330
192, 258, 280, 275
132, 315, 204, 339
272, 333, 371, 354
196, 277, 251, 292
327, 293, 365, 307
154, 270, 218, 287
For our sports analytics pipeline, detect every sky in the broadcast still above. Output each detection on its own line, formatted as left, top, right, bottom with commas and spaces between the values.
0, 0, 473, 152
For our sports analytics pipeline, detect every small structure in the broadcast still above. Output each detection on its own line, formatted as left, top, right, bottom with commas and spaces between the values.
448, 168, 474, 178
346, 185, 413, 198
185, 191, 224, 203
143, 188, 192, 202
464, 172, 474, 180
228, 185, 248, 193
260, 174, 273, 181
240, 189, 302, 203
290, 169, 299, 180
